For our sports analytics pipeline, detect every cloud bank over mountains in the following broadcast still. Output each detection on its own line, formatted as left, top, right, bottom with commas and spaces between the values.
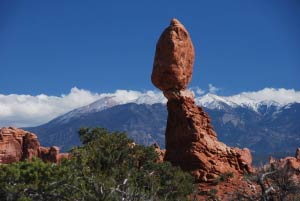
0, 87, 101, 127
0, 87, 299, 127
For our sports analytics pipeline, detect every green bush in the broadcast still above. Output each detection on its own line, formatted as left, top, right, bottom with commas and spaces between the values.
0, 127, 194, 201
0, 158, 70, 201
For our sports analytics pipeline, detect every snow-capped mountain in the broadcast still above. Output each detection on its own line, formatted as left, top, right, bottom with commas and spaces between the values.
195, 93, 284, 112
2, 87, 299, 128
52, 96, 120, 124
195, 94, 239, 110
52, 91, 167, 125
53, 88, 300, 124
26, 88, 300, 164
195, 88, 300, 112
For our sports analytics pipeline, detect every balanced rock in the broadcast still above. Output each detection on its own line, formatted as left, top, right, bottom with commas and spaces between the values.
151, 19, 253, 181
0, 127, 68, 164
151, 18, 194, 91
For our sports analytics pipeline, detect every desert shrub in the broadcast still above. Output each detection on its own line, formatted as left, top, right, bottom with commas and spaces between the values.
0, 127, 194, 201
263, 166, 300, 201
198, 188, 219, 201
212, 171, 234, 185
233, 164, 300, 201
70, 127, 195, 200
0, 158, 70, 201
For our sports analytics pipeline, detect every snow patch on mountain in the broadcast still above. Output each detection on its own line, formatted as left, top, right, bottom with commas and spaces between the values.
52, 90, 167, 124
195, 88, 300, 112
195, 94, 238, 109
56, 88, 300, 124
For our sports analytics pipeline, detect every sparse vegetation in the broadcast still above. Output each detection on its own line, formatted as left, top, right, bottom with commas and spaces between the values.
0, 127, 195, 201
234, 164, 300, 201
212, 171, 234, 185
198, 188, 219, 201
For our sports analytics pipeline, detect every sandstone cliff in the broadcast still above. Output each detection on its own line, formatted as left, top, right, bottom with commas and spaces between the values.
0, 127, 68, 164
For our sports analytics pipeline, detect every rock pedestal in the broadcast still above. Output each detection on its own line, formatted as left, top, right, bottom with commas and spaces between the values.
151, 19, 253, 181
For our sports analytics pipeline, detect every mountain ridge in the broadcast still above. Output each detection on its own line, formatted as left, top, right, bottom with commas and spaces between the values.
26, 102, 300, 165
24, 88, 300, 165
47, 88, 300, 126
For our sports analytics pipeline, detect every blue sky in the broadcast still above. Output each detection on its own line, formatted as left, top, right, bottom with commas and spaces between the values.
1, 0, 299, 96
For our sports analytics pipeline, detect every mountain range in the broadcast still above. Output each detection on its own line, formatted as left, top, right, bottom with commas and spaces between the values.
27, 89, 300, 164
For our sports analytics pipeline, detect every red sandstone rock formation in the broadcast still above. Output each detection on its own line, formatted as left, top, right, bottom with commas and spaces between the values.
151, 19, 253, 182
152, 18, 194, 91
0, 127, 68, 164
152, 143, 166, 163
269, 148, 300, 174
265, 148, 300, 198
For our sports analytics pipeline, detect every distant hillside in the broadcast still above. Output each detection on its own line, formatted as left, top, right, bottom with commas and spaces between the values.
27, 98, 300, 164
27, 103, 167, 151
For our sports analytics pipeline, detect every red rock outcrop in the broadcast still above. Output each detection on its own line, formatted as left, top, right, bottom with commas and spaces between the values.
0, 127, 68, 164
268, 147, 300, 196
151, 19, 253, 183
152, 143, 166, 163
152, 18, 194, 91
269, 148, 300, 175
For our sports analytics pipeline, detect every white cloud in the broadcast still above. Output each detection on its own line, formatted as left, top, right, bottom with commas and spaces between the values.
208, 84, 220, 94
0, 87, 102, 127
91, 90, 166, 106
0, 88, 166, 127
196, 88, 205, 95
189, 87, 205, 96
0, 87, 299, 128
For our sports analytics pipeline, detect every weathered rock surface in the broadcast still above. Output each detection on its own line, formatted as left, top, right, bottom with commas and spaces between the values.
270, 148, 300, 173
151, 19, 194, 91
151, 19, 253, 182
0, 127, 68, 164
267, 148, 300, 197
152, 143, 165, 163
164, 91, 253, 181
